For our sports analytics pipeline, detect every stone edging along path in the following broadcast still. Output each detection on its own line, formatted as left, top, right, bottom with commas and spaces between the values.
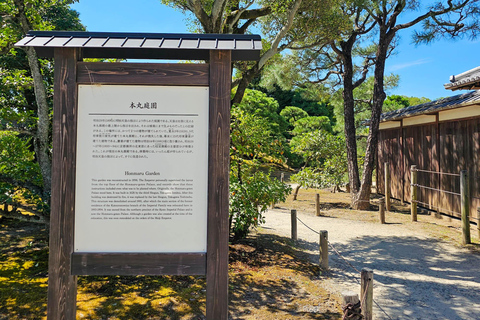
262, 208, 480, 320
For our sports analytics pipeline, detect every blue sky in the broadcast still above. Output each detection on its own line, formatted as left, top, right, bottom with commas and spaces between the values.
71, 0, 480, 101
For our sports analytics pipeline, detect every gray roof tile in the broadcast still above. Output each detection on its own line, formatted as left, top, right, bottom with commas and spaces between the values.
15, 31, 262, 61
381, 90, 480, 122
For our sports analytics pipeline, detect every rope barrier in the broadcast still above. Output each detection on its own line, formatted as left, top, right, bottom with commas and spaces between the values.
296, 216, 320, 235
412, 183, 461, 196
413, 200, 461, 216
293, 214, 394, 320
412, 168, 460, 177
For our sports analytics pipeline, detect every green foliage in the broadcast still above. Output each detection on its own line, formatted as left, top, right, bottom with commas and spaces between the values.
233, 89, 289, 138
291, 116, 332, 136
280, 106, 309, 124
383, 95, 432, 112
383, 95, 410, 112
0, 132, 44, 212
231, 89, 288, 163
229, 89, 291, 240
0, 0, 84, 219
229, 171, 291, 240
290, 130, 347, 190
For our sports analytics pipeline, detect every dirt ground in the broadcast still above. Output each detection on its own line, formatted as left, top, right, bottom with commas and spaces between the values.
265, 187, 480, 320
2, 187, 479, 319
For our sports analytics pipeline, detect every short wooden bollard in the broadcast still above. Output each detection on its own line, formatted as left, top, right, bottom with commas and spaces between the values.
291, 209, 297, 240
342, 291, 362, 320
411, 165, 417, 222
477, 207, 480, 239
280, 172, 285, 183
379, 198, 385, 224
315, 193, 321, 216
319, 230, 328, 269
361, 268, 373, 320
384, 162, 391, 211
460, 170, 470, 245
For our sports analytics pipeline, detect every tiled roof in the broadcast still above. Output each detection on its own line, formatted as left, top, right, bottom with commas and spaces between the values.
15, 31, 262, 61
444, 66, 480, 91
381, 90, 480, 122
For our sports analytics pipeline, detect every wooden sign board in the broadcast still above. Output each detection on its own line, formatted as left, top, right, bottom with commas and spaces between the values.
15, 29, 263, 320
48, 53, 231, 319
74, 85, 209, 253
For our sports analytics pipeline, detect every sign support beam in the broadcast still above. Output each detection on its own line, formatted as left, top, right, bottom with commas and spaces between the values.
206, 50, 231, 319
48, 47, 79, 320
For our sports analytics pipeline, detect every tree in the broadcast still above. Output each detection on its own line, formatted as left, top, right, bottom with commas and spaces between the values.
0, 0, 84, 221
290, 130, 347, 192
229, 89, 291, 239
291, 116, 332, 135
353, 0, 480, 209
287, 0, 480, 209
383, 94, 410, 112
280, 106, 309, 125
161, 0, 345, 104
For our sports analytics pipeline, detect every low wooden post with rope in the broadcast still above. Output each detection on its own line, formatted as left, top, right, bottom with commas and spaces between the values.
361, 268, 373, 320
319, 230, 328, 270
379, 197, 386, 224
477, 207, 480, 239
411, 165, 417, 222
460, 170, 470, 245
384, 162, 391, 211
291, 209, 297, 240
315, 193, 321, 216
342, 291, 361, 320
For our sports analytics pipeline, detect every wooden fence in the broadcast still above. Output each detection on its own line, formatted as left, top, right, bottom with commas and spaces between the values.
377, 117, 480, 223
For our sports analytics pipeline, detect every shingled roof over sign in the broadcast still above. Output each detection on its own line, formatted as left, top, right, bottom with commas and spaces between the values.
381, 90, 480, 122
444, 65, 480, 91
15, 31, 262, 61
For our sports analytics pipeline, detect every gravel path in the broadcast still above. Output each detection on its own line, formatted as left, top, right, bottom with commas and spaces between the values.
262, 208, 480, 320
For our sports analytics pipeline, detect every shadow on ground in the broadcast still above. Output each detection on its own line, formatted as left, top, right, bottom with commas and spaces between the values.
292, 233, 480, 320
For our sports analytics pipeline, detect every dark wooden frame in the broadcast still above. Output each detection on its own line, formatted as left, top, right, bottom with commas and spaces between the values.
48, 50, 231, 320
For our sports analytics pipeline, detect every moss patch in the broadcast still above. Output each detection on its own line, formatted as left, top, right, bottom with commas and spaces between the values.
0, 218, 342, 320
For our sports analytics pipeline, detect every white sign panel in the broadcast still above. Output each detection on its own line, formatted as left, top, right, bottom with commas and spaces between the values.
74, 85, 209, 253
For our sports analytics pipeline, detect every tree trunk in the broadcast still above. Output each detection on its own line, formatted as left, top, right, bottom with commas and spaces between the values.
340, 37, 361, 202
351, 29, 393, 210
14, 0, 52, 204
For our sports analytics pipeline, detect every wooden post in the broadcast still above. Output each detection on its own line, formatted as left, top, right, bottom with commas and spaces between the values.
379, 198, 385, 224
315, 193, 321, 216
361, 268, 373, 320
342, 292, 361, 320
411, 165, 417, 222
291, 209, 297, 240
460, 170, 470, 245
384, 162, 391, 211
206, 50, 231, 320
280, 172, 285, 183
477, 207, 480, 239
48, 48, 79, 320
319, 230, 328, 269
